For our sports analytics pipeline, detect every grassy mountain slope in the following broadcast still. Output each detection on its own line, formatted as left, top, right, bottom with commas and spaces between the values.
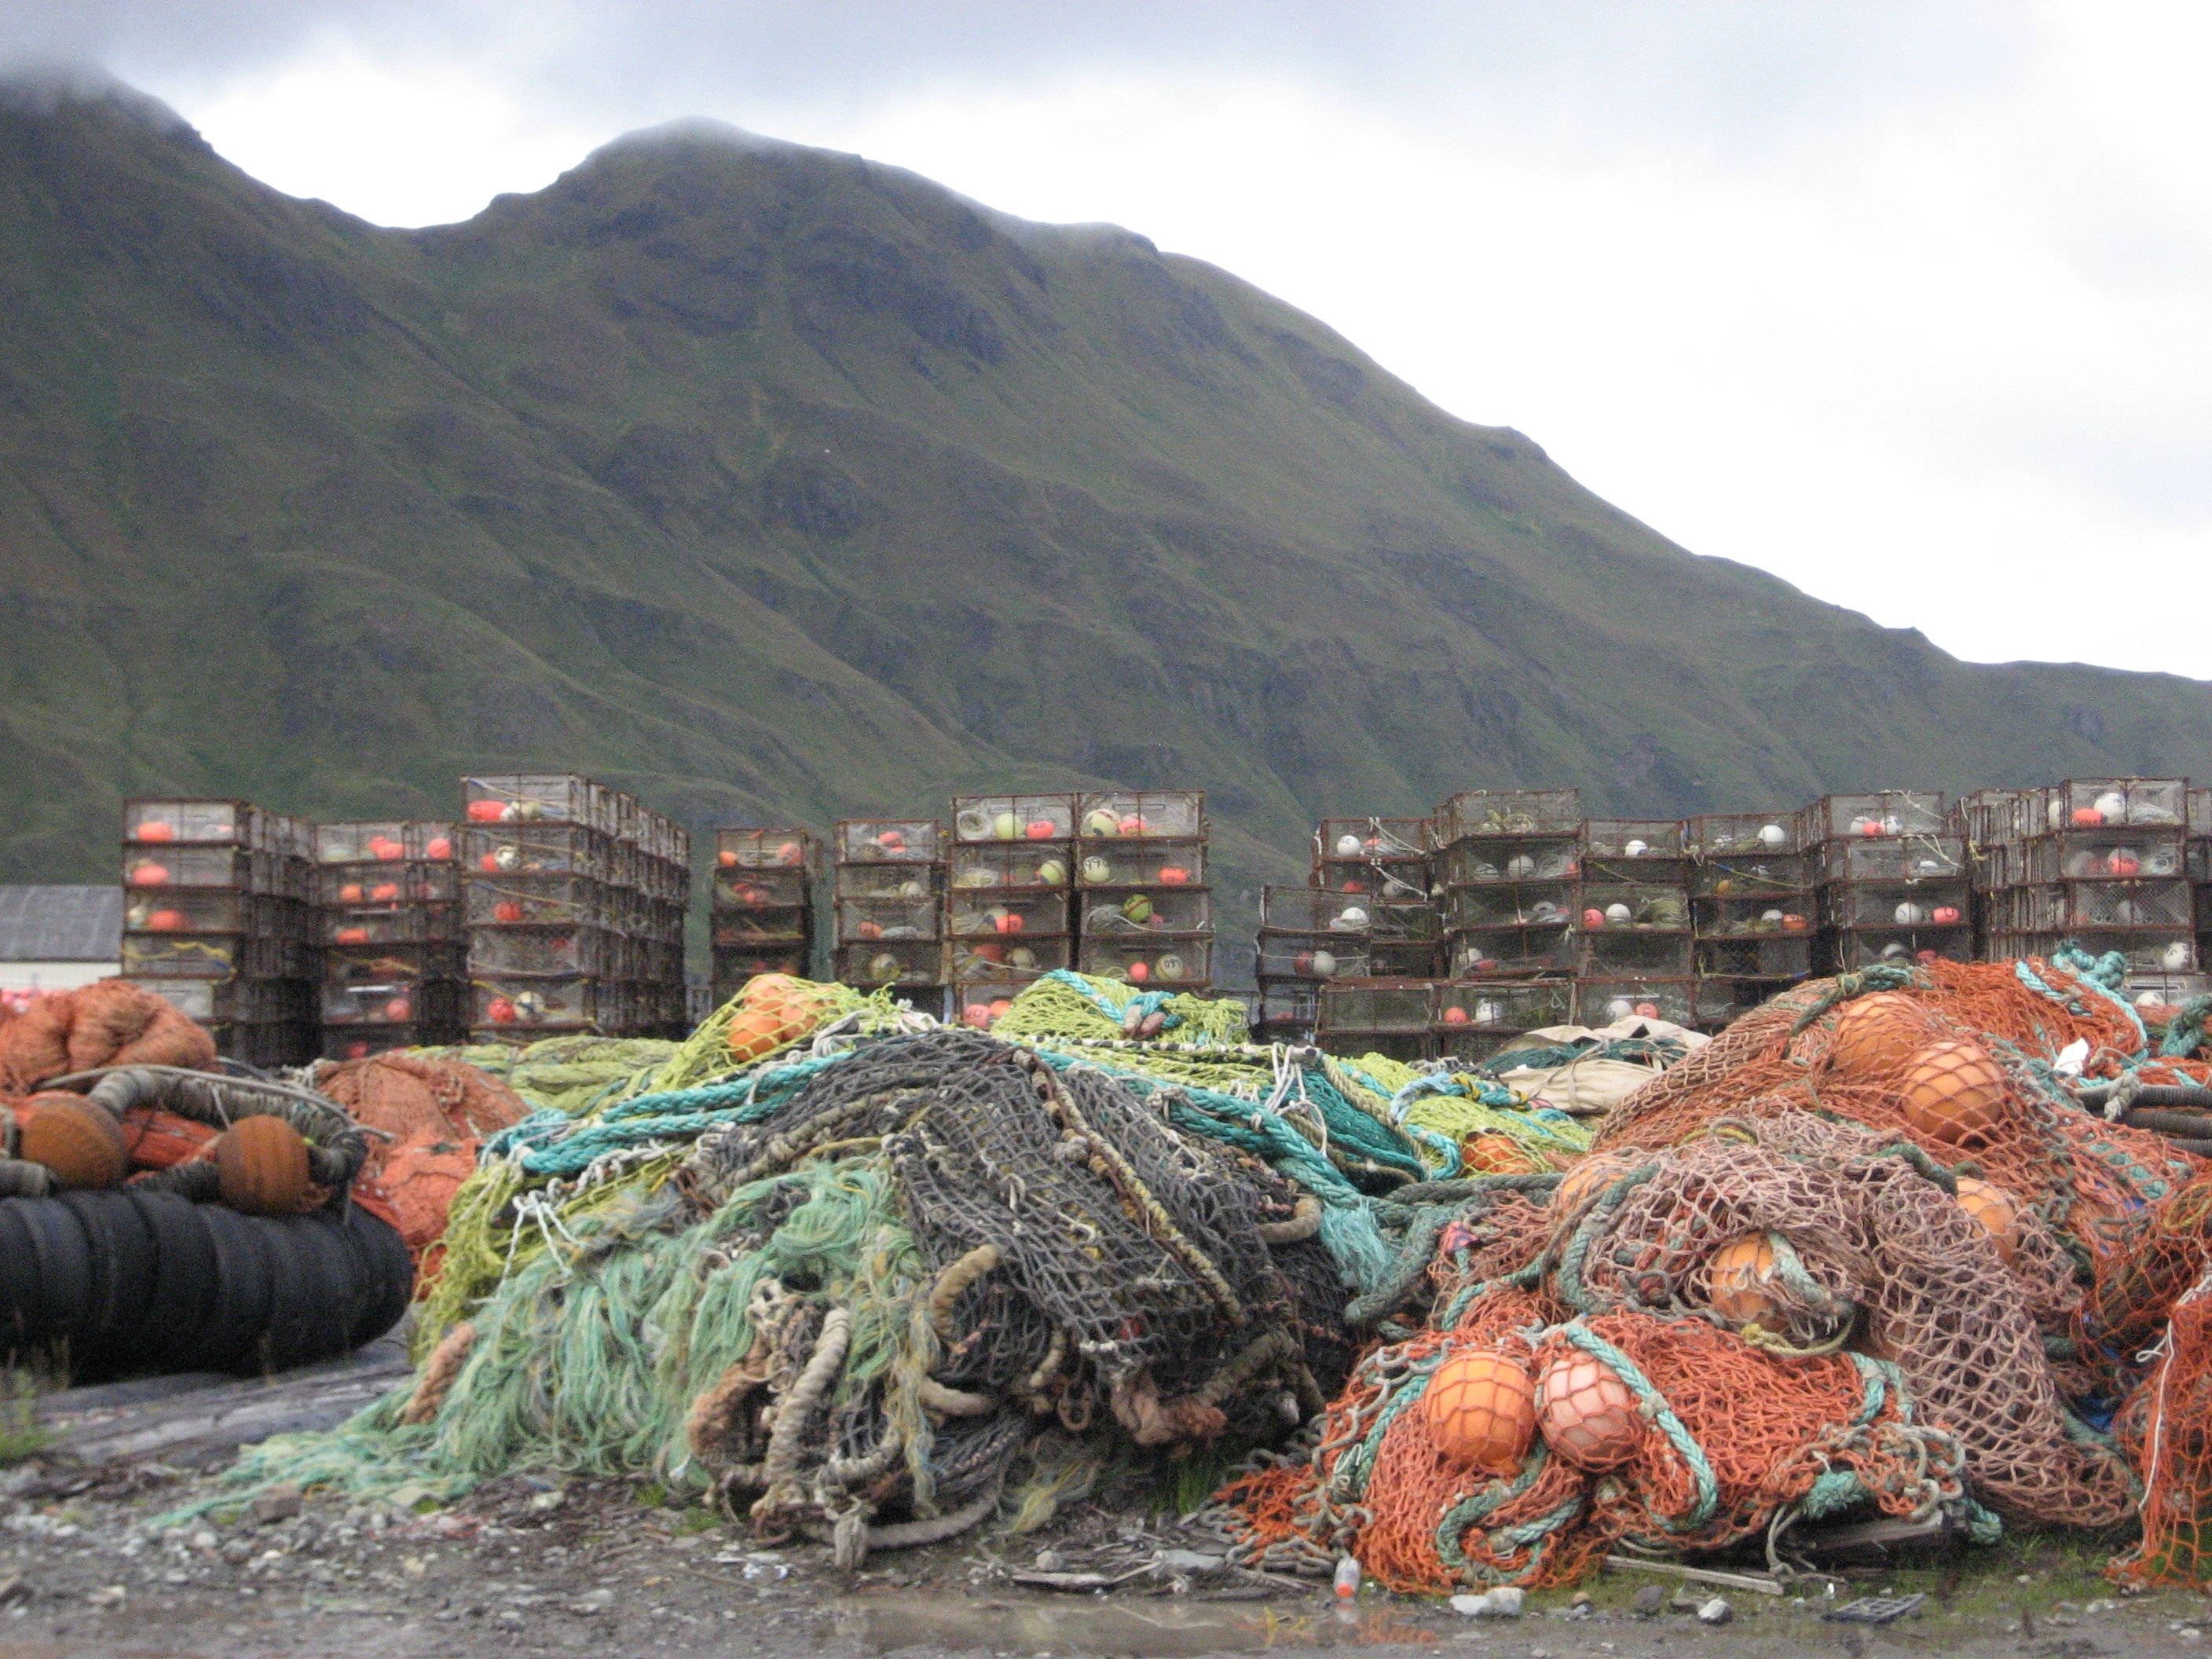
4, 79, 2210, 965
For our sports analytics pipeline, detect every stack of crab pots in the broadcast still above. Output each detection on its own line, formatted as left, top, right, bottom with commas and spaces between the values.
1311, 818, 1441, 977
1983, 778, 2197, 988
709, 829, 820, 1003
1315, 977, 1435, 1063
832, 818, 948, 1015
1954, 786, 2031, 961
460, 773, 687, 1040
1434, 789, 1581, 984
1573, 818, 1696, 1030
2190, 787, 2212, 1011
1810, 790, 1972, 976
945, 793, 1077, 1033
1686, 811, 1816, 1032
1252, 885, 1373, 1046
119, 799, 319, 1067
312, 819, 465, 1059
1073, 792, 1213, 993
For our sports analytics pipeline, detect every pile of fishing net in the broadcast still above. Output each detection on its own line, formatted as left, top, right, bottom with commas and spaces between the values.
1210, 953, 2212, 1591
191, 970, 1605, 1562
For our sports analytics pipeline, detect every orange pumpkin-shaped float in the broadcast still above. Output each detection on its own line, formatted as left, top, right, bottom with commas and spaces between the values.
1705, 1232, 1789, 1330
215, 1115, 315, 1216
1424, 1350, 1536, 1473
1552, 1152, 1631, 1218
1899, 1041, 2009, 1144
1954, 1176, 2022, 1262
1536, 1349, 1642, 1470
1463, 1133, 1536, 1175
1825, 992, 1926, 1079
20, 1094, 130, 1190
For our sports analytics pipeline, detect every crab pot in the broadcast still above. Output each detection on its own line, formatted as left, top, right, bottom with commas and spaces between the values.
1580, 819, 1691, 885
1574, 884, 1691, 934
313, 862, 461, 907
948, 936, 1071, 982
126, 975, 313, 1026
1072, 790, 1206, 843
1811, 791, 1948, 842
1253, 934, 1371, 981
462, 823, 618, 881
835, 819, 944, 865
712, 945, 811, 985
471, 974, 604, 1034
1434, 789, 1582, 842
123, 844, 267, 894
1443, 881, 1577, 932
1818, 925, 1976, 972
2043, 929, 2197, 974
467, 925, 619, 978
2021, 778, 2190, 834
832, 862, 943, 905
950, 984, 1033, 1032
324, 975, 467, 1028
1252, 981, 1319, 1033
836, 895, 943, 945
314, 822, 457, 865
2022, 878, 2195, 931
124, 797, 263, 848
1315, 816, 1430, 865
1578, 977, 1696, 1028
1368, 902, 1443, 943
1696, 936, 1814, 979
326, 939, 464, 986
119, 932, 246, 979
1079, 886, 1214, 935
1956, 789, 2032, 848
1074, 937, 1210, 989
2126, 970, 2212, 1016
463, 774, 616, 833
1577, 931, 1694, 976
1433, 837, 1580, 888
1685, 811, 1808, 859
1447, 924, 1576, 976
947, 890, 1071, 940
1316, 859, 1431, 904
1694, 892, 1816, 939
836, 939, 947, 988
1368, 940, 1445, 977
2018, 830, 2188, 883
319, 1023, 463, 1062
1691, 851, 1817, 899
1819, 836, 1969, 884
1694, 976, 1801, 1030
123, 888, 262, 937
712, 866, 812, 911
1315, 980, 1434, 1035
1820, 880, 1972, 932
467, 873, 615, 929
1434, 980, 1573, 1035
320, 903, 463, 947
1072, 841, 1206, 889
716, 826, 819, 873
948, 845, 1077, 895
1261, 885, 1377, 935
709, 906, 811, 947
950, 793, 1079, 844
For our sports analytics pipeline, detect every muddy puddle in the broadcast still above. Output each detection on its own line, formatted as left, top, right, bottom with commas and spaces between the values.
832, 1591, 1452, 1655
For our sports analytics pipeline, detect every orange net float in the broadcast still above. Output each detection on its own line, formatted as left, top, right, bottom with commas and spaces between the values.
20, 1093, 128, 1190
723, 973, 835, 1064
1898, 1040, 2009, 1144
1423, 1349, 1536, 1474
1823, 991, 1938, 1080
1462, 1133, 1538, 1175
1551, 1152, 1633, 1219
1955, 1176, 2023, 1262
1536, 1347, 1642, 1470
1703, 1232, 1788, 1330
214, 1115, 317, 1216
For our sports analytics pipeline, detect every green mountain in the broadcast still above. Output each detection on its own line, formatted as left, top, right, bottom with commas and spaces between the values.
5, 77, 2210, 972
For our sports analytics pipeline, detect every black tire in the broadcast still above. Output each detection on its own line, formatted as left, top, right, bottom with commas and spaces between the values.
167, 1201, 276, 1375
0, 1206, 43, 1357
131, 1192, 220, 1374
266, 1208, 360, 1371
61, 1192, 159, 1375
341, 1206, 415, 1348
13, 1199, 95, 1364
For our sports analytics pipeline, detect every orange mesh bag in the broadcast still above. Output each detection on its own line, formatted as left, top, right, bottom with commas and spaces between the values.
0, 991, 75, 1093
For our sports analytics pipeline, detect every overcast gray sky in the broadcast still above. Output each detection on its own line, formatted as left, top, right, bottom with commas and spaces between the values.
7, 2, 2208, 679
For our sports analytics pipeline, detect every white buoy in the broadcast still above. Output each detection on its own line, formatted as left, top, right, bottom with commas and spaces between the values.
1624, 838, 1650, 857
1335, 833, 1363, 857
1757, 823, 1788, 849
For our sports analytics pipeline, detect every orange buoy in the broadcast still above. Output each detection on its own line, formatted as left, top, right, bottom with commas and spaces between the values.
1424, 1350, 1536, 1473
1705, 1233, 1789, 1330
1463, 1133, 1536, 1175
20, 1094, 129, 1190
1899, 1041, 2009, 1144
1825, 992, 1926, 1079
1536, 1349, 1642, 1470
1955, 1177, 2022, 1262
135, 820, 176, 842
1552, 1153, 1629, 1218
214, 1115, 315, 1216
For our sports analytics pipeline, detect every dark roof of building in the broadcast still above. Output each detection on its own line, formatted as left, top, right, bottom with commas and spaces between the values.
0, 886, 123, 961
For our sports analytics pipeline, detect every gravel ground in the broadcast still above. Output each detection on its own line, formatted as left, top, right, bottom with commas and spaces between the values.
2, 1460, 2210, 1659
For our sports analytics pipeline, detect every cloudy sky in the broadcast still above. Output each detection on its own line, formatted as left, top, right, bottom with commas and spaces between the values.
8, 2, 2209, 679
